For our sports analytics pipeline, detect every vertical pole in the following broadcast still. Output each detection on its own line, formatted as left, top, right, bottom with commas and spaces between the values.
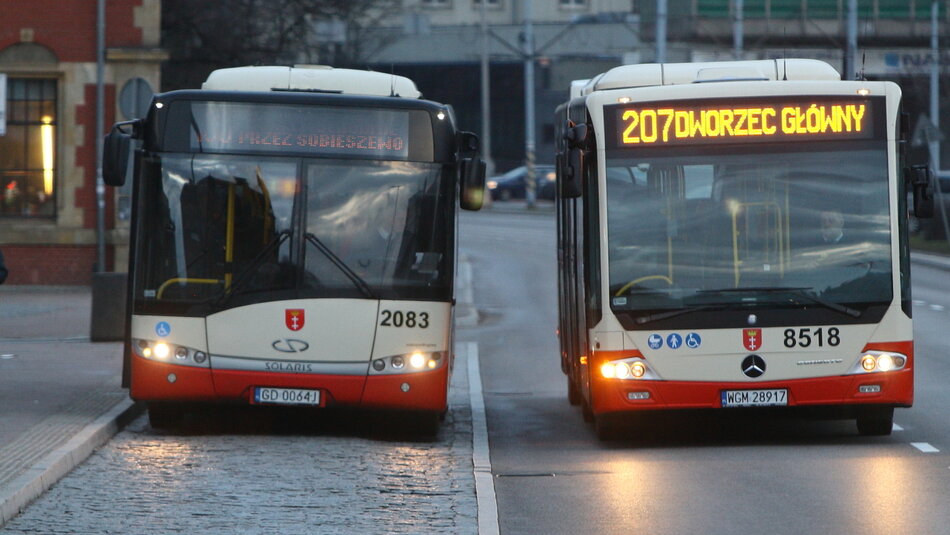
656, 0, 667, 64
931, 0, 941, 172
524, 0, 536, 208
929, 1, 950, 245
846, 0, 858, 80
480, 0, 494, 177
733, 0, 744, 59
95, 0, 106, 272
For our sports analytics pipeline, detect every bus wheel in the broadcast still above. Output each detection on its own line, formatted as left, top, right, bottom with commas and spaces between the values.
581, 400, 594, 423
856, 407, 894, 436
567, 375, 581, 406
408, 410, 442, 438
147, 403, 184, 430
595, 415, 622, 441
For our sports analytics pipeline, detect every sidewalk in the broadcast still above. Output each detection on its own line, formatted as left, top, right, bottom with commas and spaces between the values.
0, 286, 139, 526
482, 198, 555, 215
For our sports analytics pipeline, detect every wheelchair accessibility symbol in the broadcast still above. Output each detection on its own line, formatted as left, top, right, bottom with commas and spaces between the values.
685, 332, 702, 349
155, 321, 171, 337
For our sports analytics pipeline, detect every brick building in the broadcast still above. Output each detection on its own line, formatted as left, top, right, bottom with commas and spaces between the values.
0, 0, 164, 285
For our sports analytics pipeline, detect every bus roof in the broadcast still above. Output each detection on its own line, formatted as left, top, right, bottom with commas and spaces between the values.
579, 59, 840, 95
201, 65, 422, 99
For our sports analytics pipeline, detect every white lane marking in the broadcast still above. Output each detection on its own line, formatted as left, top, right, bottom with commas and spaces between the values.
467, 341, 500, 535
892, 423, 904, 432
911, 442, 940, 453
929, 304, 946, 312
913, 300, 927, 306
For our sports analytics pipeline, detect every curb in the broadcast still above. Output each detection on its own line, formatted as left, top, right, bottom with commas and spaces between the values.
0, 399, 143, 526
482, 201, 555, 215
911, 251, 950, 271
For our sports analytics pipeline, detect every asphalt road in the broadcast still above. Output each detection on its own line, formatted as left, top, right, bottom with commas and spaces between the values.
458, 208, 950, 535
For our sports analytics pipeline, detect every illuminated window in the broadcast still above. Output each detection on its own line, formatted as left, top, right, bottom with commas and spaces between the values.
0, 78, 56, 217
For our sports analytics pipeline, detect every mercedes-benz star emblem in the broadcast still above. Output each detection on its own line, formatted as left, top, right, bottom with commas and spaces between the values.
741, 354, 766, 378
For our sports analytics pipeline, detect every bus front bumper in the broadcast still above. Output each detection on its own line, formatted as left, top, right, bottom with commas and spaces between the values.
129, 355, 449, 412
590, 369, 913, 416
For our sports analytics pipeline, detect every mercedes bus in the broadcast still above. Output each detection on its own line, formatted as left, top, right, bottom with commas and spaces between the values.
554, 59, 933, 439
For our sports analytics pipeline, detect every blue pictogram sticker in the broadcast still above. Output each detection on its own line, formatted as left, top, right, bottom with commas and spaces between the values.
666, 333, 683, 350
685, 332, 702, 349
647, 333, 663, 350
155, 321, 171, 337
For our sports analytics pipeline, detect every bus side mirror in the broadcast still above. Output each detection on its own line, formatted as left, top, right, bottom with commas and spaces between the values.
908, 164, 935, 219
460, 157, 486, 211
560, 122, 588, 199
102, 121, 139, 187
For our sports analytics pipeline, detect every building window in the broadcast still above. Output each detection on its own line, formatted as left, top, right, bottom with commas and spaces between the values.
0, 78, 56, 217
559, 0, 587, 8
473, 0, 501, 7
421, 0, 451, 7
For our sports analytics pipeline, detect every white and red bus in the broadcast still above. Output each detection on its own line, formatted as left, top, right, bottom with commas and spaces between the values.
103, 66, 485, 431
554, 59, 934, 439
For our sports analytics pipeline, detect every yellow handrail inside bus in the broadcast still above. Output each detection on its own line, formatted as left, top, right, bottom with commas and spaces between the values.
225, 183, 236, 289
614, 275, 674, 297
731, 200, 786, 287
156, 278, 223, 299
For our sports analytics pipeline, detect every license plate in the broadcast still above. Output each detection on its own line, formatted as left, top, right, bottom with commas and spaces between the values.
253, 387, 321, 406
721, 388, 788, 408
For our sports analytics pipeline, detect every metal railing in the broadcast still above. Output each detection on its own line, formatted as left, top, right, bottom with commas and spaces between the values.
694, 0, 947, 21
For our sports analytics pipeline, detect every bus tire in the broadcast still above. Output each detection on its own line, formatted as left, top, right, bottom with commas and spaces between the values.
581, 400, 595, 423
409, 410, 442, 438
856, 407, 894, 436
595, 414, 622, 441
567, 375, 581, 406
147, 403, 184, 430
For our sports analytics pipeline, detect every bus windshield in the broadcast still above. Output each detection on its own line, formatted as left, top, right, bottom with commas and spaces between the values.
134, 154, 454, 310
605, 142, 892, 316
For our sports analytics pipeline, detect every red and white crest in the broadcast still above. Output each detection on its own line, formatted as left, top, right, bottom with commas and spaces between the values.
743, 328, 762, 352
285, 309, 305, 331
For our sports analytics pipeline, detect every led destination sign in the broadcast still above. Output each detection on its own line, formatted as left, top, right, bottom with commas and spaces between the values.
188, 102, 410, 158
608, 97, 878, 148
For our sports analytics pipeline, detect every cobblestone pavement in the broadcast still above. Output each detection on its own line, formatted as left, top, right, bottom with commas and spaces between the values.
0, 350, 478, 535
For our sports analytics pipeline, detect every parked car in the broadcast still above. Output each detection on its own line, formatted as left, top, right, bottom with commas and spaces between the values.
487, 165, 556, 201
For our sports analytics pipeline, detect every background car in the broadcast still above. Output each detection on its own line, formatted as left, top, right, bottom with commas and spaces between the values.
487, 165, 556, 201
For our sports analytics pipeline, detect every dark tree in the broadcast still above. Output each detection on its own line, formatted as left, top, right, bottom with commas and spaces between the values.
161, 0, 398, 91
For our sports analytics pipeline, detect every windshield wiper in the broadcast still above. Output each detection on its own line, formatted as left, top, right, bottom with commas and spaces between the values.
634, 305, 716, 325
699, 287, 861, 318
305, 232, 378, 300
213, 229, 291, 306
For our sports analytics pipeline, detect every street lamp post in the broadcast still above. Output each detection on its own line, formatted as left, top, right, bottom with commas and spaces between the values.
523, 0, 536, 208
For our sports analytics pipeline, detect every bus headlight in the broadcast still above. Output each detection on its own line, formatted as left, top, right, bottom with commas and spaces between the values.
599, 357, 657, 380
133, 339, 210, 368
852, 351, 907, 374
153, 342, 170, 359
369, 351, 446, 375
409, 352, 427, 369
